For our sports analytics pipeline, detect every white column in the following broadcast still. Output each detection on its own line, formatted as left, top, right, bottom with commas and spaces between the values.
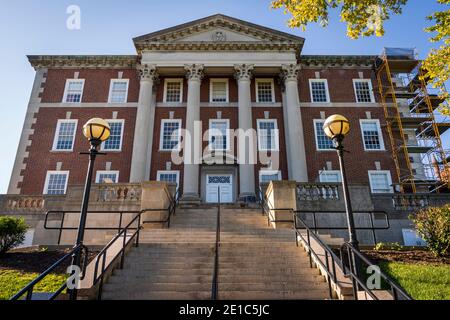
235, 64, 256, 201
182, 64, 204, 202
130, 64, 158, 183
281, 64, 308, 182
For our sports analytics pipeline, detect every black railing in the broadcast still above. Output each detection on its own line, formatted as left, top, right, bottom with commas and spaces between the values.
10, 244, 89, 300
211, 186, 221, 300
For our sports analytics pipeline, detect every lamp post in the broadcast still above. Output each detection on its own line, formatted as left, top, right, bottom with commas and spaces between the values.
323, 115, 359, 250
69, 118, 110, 300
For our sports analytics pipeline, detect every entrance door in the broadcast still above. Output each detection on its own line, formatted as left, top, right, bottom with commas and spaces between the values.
206, 175, 233, 203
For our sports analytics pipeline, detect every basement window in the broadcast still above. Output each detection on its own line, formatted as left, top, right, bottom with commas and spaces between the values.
259, 170, 281, 184
157, 170, 180, 188
319, 170, 342, 183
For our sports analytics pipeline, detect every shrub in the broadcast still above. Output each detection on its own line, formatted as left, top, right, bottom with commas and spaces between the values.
410, 205, 450, 257
374, 242, 403, 251
0, 216, 27, 255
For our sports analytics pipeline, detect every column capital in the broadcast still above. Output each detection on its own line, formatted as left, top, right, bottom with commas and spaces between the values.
138, 64, 159, 82
185, 64, 204, 82
234, 64, 254, 82
281, 64, 301, 83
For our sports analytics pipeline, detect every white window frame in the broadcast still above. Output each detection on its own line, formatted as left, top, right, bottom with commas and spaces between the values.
157, 170, 180, 187
257, 119, 279, 151
108, 79, 129, 103
313, 119, 335, 151
368, 170, 394, 194
353, 79, 375, 103
43, 171, 69, 195
52, 119, 78, 152
210, 78, 229, 103
259, 170, 282, 183
359, 119, 385, 151
163, 78, 184, 103
309, 79, 331, 103
159, 119, 182, 151
101, 119, 124, 152
62, 79, 85, 103
208, 119, 230, 151
319, 170, 342, 183
255, 79, 275, 103
95, 170, 120, 183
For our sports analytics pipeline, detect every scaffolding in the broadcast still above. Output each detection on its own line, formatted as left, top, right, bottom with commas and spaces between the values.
375, 48, 450, 193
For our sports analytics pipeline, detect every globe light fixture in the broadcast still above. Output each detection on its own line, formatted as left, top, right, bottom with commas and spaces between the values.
70, 118, 110, 300
323, 115, 359, 252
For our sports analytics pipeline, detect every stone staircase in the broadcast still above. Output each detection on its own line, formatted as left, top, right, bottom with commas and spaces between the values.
101, 206, 332, 300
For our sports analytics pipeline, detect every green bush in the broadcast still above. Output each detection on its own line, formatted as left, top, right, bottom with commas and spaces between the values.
410, 205, 450, 257
374, 242, 403, 251
0, 216, 27, 255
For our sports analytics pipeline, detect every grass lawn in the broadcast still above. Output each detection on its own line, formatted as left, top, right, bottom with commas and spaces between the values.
379, 261, 450, 300
0, 269, 68, 300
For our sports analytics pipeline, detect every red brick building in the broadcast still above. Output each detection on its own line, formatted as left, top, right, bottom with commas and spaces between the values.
9, 14, 414, 203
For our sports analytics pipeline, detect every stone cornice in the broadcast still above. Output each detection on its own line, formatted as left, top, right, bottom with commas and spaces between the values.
27, 55, 138, 69
300, 55, 377, 68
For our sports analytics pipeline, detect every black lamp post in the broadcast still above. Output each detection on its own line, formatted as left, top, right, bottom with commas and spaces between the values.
69, 118, 110, 301
323, 114, 359, 250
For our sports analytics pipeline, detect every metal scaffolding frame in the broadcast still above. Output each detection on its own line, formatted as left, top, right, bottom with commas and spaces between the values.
375, 48, 450, 193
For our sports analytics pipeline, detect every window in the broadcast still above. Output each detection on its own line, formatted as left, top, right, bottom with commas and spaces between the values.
101, 120, 124, 151
209, 119, 230, 151
210, 79, 229, 103
96, 171, 119, 183
259, 170, 281, 184
353, 79, 375, 103
157, 171, 180, 187
314, 120, 334, 151
257, 119, 279, 151
309, 79, 330, 103
319, 170, 342, 183
164, 79, 183, 103
160, 119, 182, 151
256, 79, 275, 103
43, 171, 69, 195
108, 79, 129, 103
360, 120, 385, 150
368, 171, 393, 193
52, 120, 77, 151
63, 79, 84, 103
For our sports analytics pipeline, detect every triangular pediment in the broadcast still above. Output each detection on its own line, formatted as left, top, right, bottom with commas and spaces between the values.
133, 14, 304, 47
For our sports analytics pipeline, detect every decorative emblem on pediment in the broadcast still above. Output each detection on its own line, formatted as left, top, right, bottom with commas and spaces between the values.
212, 31, 227, 42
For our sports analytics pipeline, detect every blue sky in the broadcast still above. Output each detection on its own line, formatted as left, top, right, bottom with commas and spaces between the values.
0, 0, 448, 193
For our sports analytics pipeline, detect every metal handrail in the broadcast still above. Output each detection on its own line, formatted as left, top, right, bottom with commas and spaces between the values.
10, 244, 89, 300
211, 186, 221, 300
339, 243, 413, 300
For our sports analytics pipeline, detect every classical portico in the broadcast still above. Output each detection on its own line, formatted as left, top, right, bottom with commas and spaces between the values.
129, 14, 309, 203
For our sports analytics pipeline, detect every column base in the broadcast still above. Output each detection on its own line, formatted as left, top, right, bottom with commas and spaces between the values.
179, 193, 201, 207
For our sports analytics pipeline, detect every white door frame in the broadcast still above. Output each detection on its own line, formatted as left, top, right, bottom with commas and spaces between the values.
206, 174, 233, 203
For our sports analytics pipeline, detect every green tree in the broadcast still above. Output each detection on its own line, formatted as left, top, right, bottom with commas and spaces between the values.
0, 216, 27, 255
272, 0, 450, 109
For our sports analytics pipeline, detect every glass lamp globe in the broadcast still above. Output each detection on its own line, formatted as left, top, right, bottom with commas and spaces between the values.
83, 118, 111, 143
323, 114, 350, 140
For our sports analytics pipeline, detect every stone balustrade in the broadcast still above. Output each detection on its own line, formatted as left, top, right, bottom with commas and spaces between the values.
2, 195, 46, 211
391, 193, 450, 210
296, 183, 340, 201
96, 184, 142, 202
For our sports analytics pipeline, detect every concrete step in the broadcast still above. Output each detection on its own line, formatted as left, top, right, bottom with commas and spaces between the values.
103, 291, 211, 300
218, 289, 329, 300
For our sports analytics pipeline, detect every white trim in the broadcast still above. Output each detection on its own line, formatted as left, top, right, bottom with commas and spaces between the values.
159, 119, 182, 151
209, 78, 229, 103
255, 78, 275, 103
353, 79, 375, 103
52, 119, 78, 152
62, 79, 85, 103
368, 170, 394, 193
359, 119, 385, 151
101, 119, 125, 151
259, 170, 282, 183
108, 79, 129, 103
319, 170, 342, 183
157, 170, 180, 187
95, 170, 120, 183
163, 78, 184, 103
313, 119, 335, 151
256, 119, 279, 151
309, 79, 331, 103
43, 170, 69, 195
209, 119, 231, 151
